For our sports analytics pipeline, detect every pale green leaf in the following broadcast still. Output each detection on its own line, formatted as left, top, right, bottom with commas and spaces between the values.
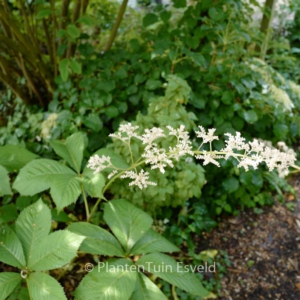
137, 253, 209, 297
67, 24, 80, 39
130, 229, 179, 255
0, 272, 22, 300
131, 272, 167, 300
104, 199, 153, 253
50, 132, 84, 173
0, 224, 26, 269
27, 272, 67, 300
0, 145, 39, 172
36, 9, 52, 19
76, 15, 95, 26
15, 200, 51, 263
59, 59, 69, 82
68, 222, 124, 256
69, 61, 82, 74
82, 170, 105, 198
0, 165, 12, 196
28, 230, 84, 271
74, 259, 137, 300
49, 175, 82, 211
13, 159, 75, 196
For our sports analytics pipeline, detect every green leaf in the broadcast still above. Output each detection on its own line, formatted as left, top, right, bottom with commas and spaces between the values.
131, 272, 167, 300
59, 59, 69, 82
74, 259, 137, 300
0, 204, 18, 222
208, 7, 225, 21
173, 0, 186, 8
67, 24, 80, 39
0, 165, 12, 196
50, 132, 85, 173
82, 171, 105, 198
13, 158, 75, 196
15, 200, 51, 263
36, 9, 52, 19
27, 272, 67, 300
243, 110, 258, 123
221, 91, 234, 105
130, 229, 179, 255
76, 15, 95, 26
69, 60, 82, 74
0, 145, 39, 172
104, 200, 153, 253
222, 177, 239, 193
273, 124, 289, 139
0, 224, 26, 269
68, 222, 124, 256
28, 230, 84, 271
0, 273, 22, 300
145, 79, 162, 90
49, 174, 82, 211
83, 114, 103, 132
138, 253, 209, 297
143, 13, 158, 27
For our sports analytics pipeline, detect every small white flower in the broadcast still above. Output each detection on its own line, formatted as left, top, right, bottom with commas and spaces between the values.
87, 155, 112, 174
120, 170, 157, 189
109, 122, 140, 142
195, 151, 223, 167
142, 145, 173, 173
141, 127, 165, 146
195, 126, 218, 144
108, 170, 118, 179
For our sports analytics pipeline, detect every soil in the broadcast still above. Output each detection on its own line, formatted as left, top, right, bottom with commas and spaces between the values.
199, 175, 300, 300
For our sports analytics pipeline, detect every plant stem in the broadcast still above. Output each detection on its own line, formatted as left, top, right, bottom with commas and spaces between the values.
81, 183, 90, 220
104, 0, 128, 52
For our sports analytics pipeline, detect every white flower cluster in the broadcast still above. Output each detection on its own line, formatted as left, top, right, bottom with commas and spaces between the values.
87, 123, 297, 189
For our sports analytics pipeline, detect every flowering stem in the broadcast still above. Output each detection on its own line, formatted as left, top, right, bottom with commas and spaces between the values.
87, 159, 146, 222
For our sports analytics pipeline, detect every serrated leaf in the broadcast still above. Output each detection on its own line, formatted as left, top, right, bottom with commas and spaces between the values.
67, 24, 80, 38
0, 145, 39, 172
104, 200, 153, 253
74, 259, 137, 300
137, 253, 209, 297
59, 59, 69, 82
68, 222, 124, 256
131, 272, 167, 300
82, 172, 105, 198
27, 272, 67, 300
0, 272, 22, 300
15, 200, 51, 263
69, 60, 82, 74
50, 132, 85, 173
28, 230, 84, 271
0, 224, 26, 269
36, 9, 52, 19
130, 229, 179, 255
0, 165, 12, 196
83, 114, 103, 132
49, 174, 82, 210
13, 159, 75, 196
